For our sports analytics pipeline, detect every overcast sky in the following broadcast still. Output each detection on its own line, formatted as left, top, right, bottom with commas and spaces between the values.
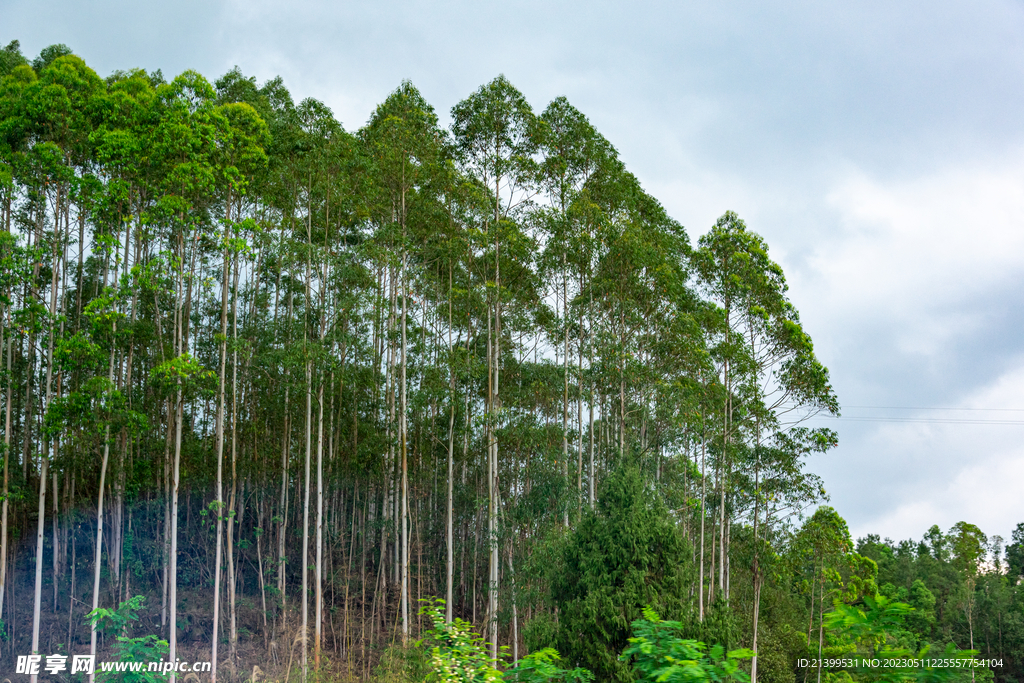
5, 0, 1024, 547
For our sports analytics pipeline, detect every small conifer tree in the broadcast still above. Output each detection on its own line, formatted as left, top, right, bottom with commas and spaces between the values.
538, 465, 695, 682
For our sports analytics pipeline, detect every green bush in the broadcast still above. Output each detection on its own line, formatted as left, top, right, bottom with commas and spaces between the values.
419, 599, 591, 683
86, 596, 169, 683
620, 606, 754, 683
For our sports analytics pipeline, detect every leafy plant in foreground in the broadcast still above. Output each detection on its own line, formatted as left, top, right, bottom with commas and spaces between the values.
620, 607, 755, 682
505, 649, 595, 683
86, 596, 169, 683
419, 598, 593, 683
825, 594, 986, 682
419, 598, 504, 682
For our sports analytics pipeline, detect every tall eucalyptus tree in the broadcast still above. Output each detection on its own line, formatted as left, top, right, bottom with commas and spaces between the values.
362, 81, 445, 644
696, 211, 837, 681
451, 75, 540, 660
537, 96, 613, 518
15, 53, 104, 681
208, 99, 268, 682
149, 70, 222, 683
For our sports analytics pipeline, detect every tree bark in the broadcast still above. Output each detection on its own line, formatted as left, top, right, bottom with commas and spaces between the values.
30, 457, 47, 683
446, 264, 455, 623
211, 206, 231, 683
400, 248, 410, 644
0, 314, 11, 622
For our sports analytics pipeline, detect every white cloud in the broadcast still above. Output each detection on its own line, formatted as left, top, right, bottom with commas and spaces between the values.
813, 151, 1024, 322
833, 359, 1024, 542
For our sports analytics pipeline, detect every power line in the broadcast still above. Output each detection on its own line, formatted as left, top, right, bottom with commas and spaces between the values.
782, 404, 1024, 425
807, 415, 1024, 426
843, 405, 1024, 412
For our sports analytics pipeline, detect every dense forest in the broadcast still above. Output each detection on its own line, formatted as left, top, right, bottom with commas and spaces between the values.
0, 39, 1022, 683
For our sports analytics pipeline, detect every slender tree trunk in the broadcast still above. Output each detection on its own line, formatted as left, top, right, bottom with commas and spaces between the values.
30, 457, 47, 683
508, 541, 518, 664
257, 498, 268, 647
816, 569, 825, 683
752, 569, 762, 682
446, 264, 455, 623
0, 316, 11, 622
699, 420, 706, 622
562, 265, 569, 527
486, 304, 497, 658
67, 516, 76, 646
301, 199, 314, 682
169, 386, 183, 683
967, 581, 976, 683
709, 514, 717, 605
302, 351, 311, 682
315, 193, 333, 669
169, 241, 188, 683
751, 401, 763, 682
52, 467, 58, 611
279, 384, 290, 605
162, 398, 171, 627
588, 284, 595, 510
720, 299, 731, 604
489, 183, 502, 661
89, 426, 111, 683
576, 307, 583, 519
278, 265, 295, 619
400, 248, 410, 644
227, 257, 241, 676
211, 211, 231, 683
22, 331, 33, 486
315, 378, 325, 667
385, 263, 396, 604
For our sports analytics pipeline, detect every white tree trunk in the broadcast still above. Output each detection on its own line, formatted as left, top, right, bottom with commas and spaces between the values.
211, 228, 230, 683
0, 317, 12, 622
400, 250, 410, 644
30, 457, 47, 683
